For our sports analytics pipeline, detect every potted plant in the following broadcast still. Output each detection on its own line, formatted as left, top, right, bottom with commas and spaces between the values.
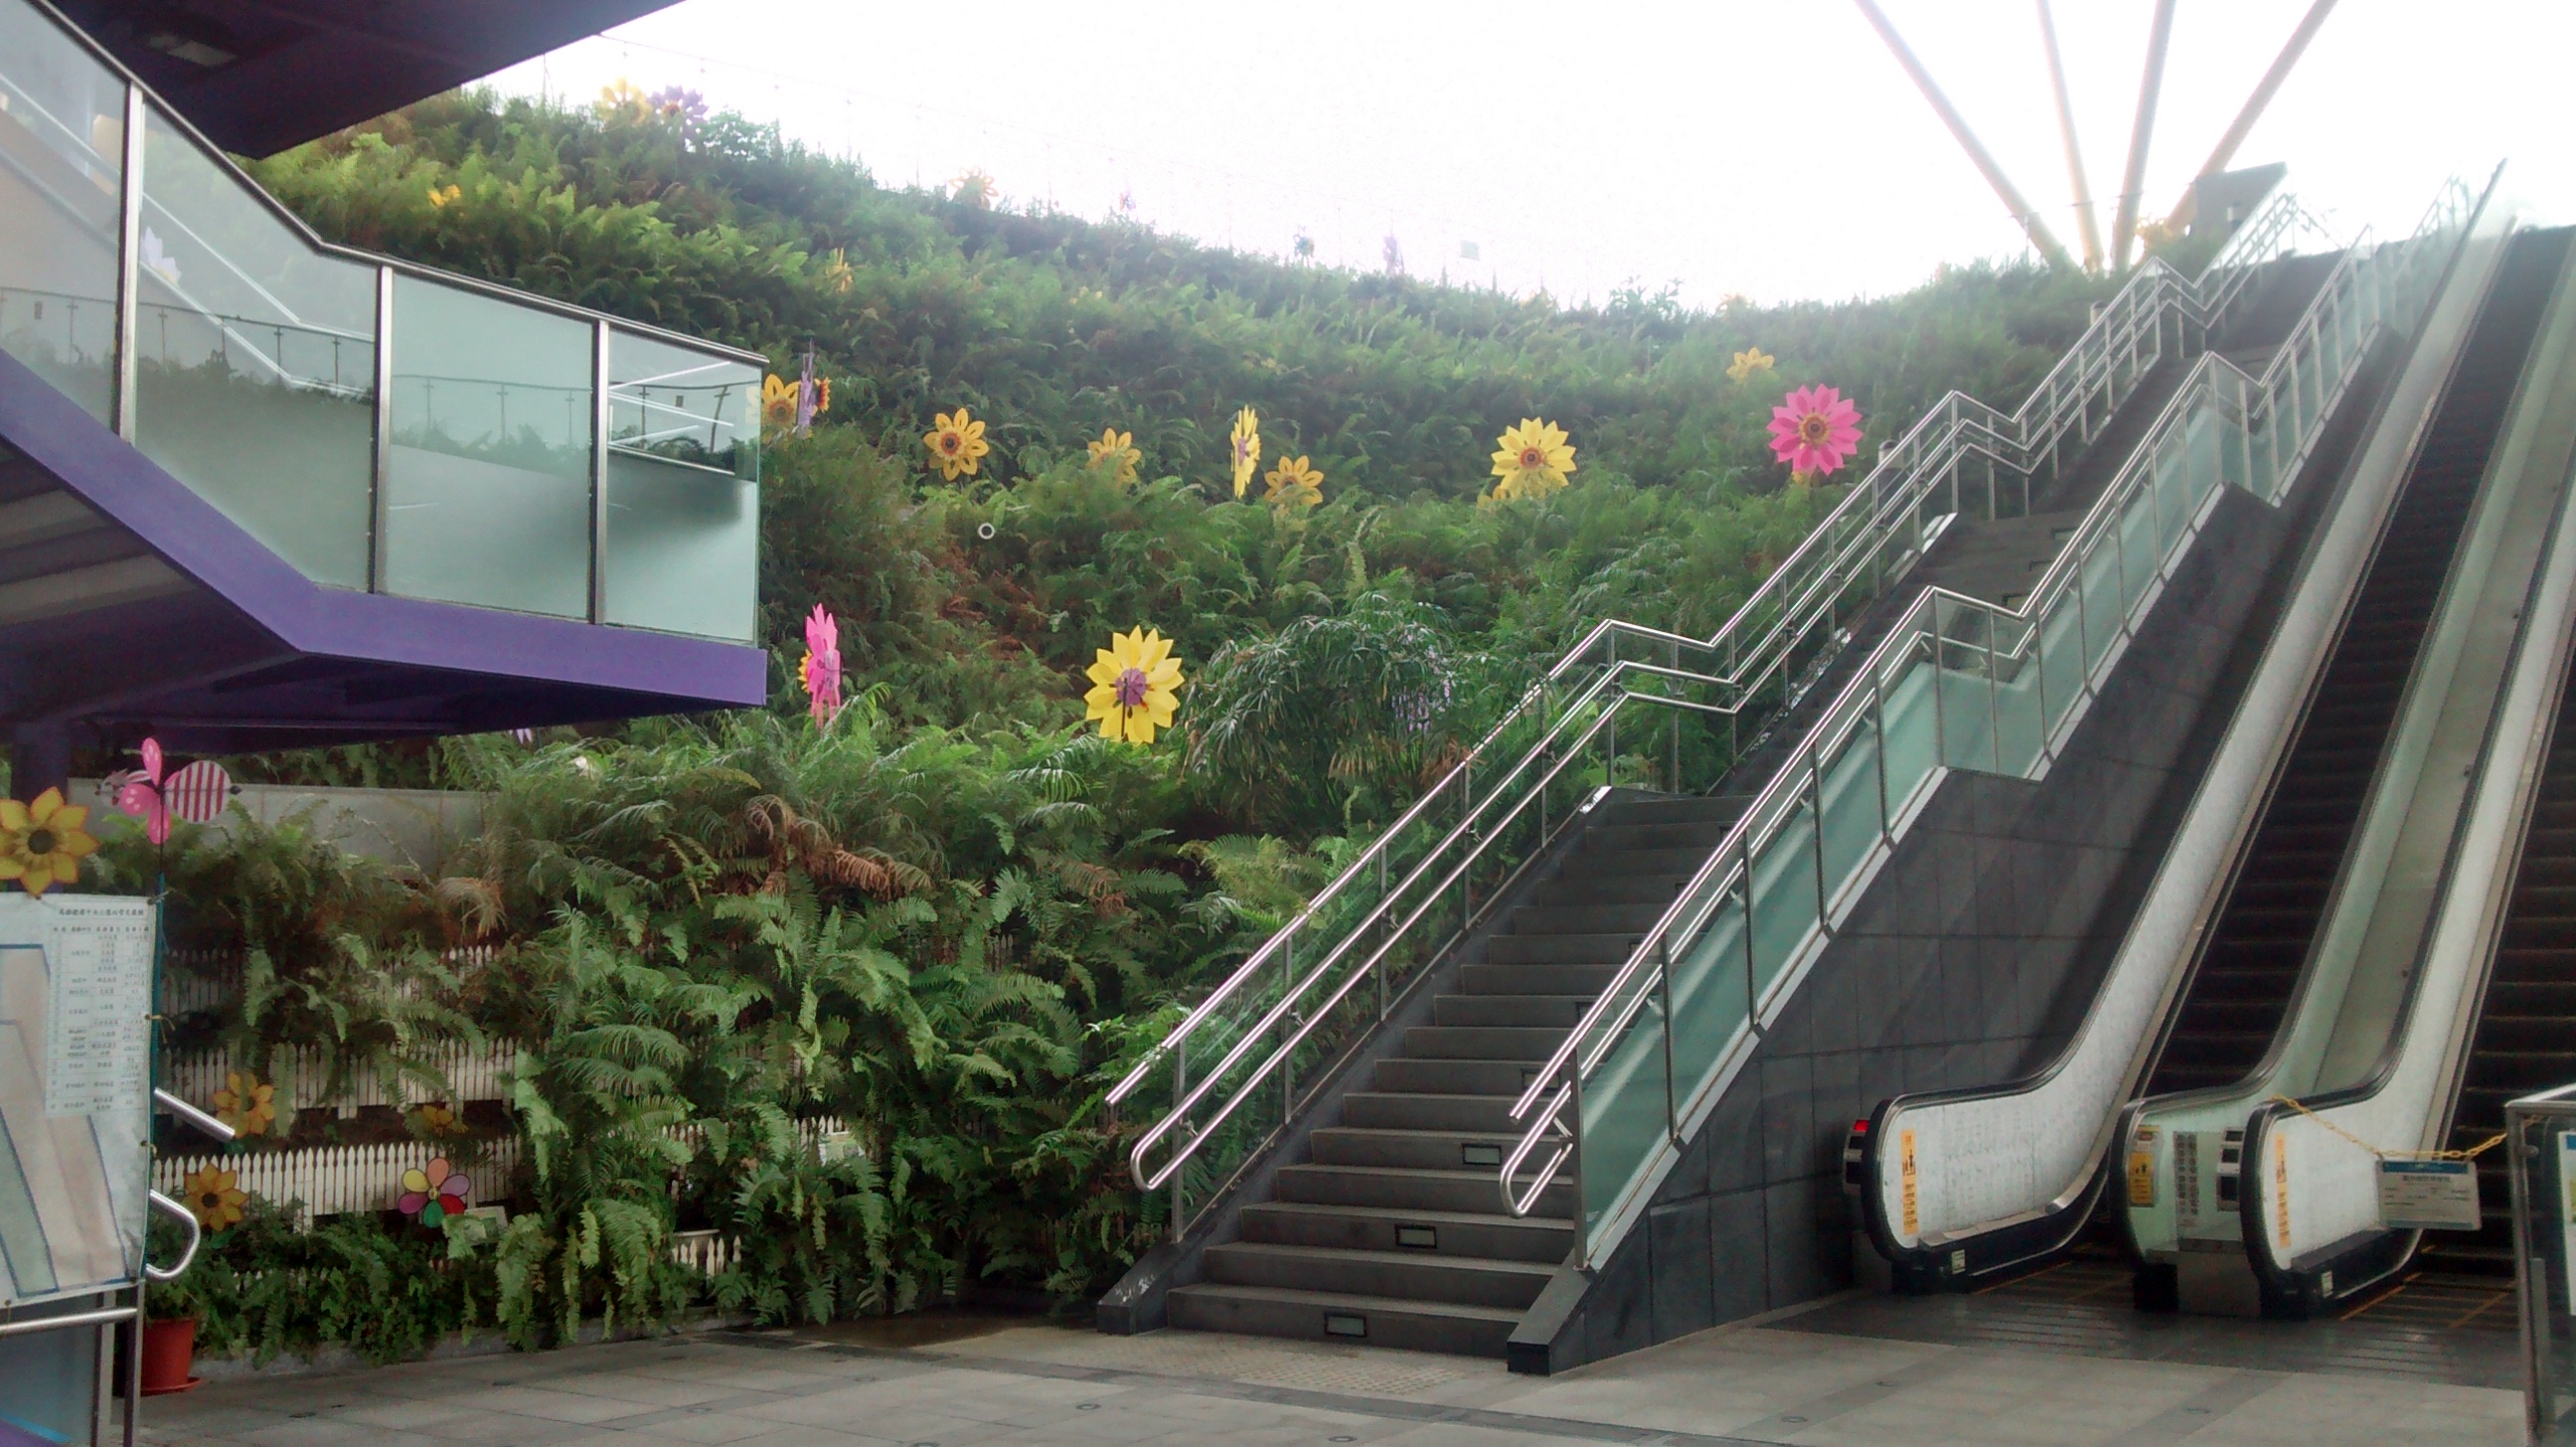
139, 1167, 242, 1394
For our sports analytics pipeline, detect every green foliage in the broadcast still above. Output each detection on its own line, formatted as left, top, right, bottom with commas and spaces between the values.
133, 80, 2117, 1364
150, 1204, 481, 1367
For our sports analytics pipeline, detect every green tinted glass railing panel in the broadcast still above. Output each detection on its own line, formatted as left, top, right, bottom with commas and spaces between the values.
1748, 802, 1820, 996
2079, 538, 2121, 670
1579, 999, 1671, 1232
1818, 720, 1881, 895
1993, 626, 2046, 776
0, 1, 122, 424
2038, 588, 2084, 736
603, 329, 759, 640
385, 274, 593, 619
1881, 654, 1942, 811
1669, 881, 1752, 1105
133, 104, 376, 587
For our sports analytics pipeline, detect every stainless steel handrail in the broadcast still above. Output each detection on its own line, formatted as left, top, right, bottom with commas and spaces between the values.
1110, 186, 2327, 1215
1499, 180, 2473, 1252
143, 1189, 202, 1282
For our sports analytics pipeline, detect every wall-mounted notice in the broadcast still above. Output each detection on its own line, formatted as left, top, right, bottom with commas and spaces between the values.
2376, 1159, 2480, 1230
40, 898, 152, 1118
0, 894, 157, 1308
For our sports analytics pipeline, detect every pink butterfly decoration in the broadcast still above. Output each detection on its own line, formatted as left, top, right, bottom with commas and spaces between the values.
113, 737, 171, 845
802, 604, 842, 727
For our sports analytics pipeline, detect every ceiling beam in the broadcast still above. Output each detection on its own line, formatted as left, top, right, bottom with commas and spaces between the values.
2110, 0, 2179, 269
1853, 0, 2078, 274
2035, 0, 2103, 273
2165, 0, 2341, 233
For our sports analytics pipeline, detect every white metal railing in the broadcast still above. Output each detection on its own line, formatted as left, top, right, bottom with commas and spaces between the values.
1108, 183, 2332, 1238
1505, 177, 2477, 1267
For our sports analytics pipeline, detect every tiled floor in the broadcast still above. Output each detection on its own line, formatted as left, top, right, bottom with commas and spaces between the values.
1779, 1258, 2523, 1388
138, 1297, 2524, 1447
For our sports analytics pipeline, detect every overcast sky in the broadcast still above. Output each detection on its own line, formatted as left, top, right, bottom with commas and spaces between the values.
485, 2, 2567, 309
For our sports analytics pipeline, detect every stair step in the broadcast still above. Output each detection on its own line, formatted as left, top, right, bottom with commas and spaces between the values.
1236, 1202, 1575, 1262
1485, 932, 1643, 966
1460, 961, 1619, 997
1401, 1025, 1566, 1060
1343, 1090, 1530, 1133
1510, 902, 1670, 936
1166, 1282, 1523, 1358
1311, 1126, 1535, 1172
1273, 1162, 1571, 1216
1530, 875, 1690, 908
1432, 994, 1596, 1029
1556, 847, 1714, 881
1577, 821, 1735, 853
1369, 1058, 1539, 1095
1203, 1242, 1554, 1310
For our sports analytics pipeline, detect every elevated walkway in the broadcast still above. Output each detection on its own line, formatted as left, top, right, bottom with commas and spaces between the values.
0, 0, 765, 774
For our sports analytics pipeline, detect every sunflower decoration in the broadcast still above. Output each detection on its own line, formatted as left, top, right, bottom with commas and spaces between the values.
212, 1069, 276, 1138
1082, 626, 1185, 745
1727, 347, 1775, 383
410, 1102, 465, 1138
1263, 455, 1324, 509
0, 788, 97, 897
1486, 418, 1577, 505
426, 183, 462, 210
1087, 427, 1142, 486
762, 374, 798, 427
183, 1166, 245, 1231
1227, 406, 1262, 497
924, 407, 991, 481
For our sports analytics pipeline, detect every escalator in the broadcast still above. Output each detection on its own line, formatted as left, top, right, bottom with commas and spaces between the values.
2438, 677, 2576, 1275
2145, 232, 2568, 1098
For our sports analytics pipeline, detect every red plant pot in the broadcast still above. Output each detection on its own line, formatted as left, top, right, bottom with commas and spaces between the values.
139, 1318, 200, 1395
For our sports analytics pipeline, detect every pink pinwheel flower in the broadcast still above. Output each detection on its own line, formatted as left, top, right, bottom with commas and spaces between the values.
801, 605, 843, 726
1767, 385, 1864, 477
113, 737, 170, 845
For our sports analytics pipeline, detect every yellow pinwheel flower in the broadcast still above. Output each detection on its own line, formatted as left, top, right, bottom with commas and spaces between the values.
762, 374, 797, 426
183, 1166, 245, 1231
213, 1069, 276, 1137
1082, 626, 1185, 745
1263, 455, 1324, 509
925, 407, 991, 480
1227, 406, 1262, 497
1088, 427, 1142, 486
426, 184, 462, 210
0, 788, 97, 897
411, 1102, 464, 1137
1486, 417, 1576, 504
1728, 347, 1775, 383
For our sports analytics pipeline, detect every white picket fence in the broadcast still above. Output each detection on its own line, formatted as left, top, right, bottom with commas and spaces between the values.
156, 1117, 858, 1228
161, 1040, 523, 1118
157, 1138, 524, 1227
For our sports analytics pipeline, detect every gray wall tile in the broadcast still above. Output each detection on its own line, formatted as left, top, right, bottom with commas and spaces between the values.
1709, 1187, 1770, 1324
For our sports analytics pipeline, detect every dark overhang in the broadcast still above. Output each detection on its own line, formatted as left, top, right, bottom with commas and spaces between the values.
50, 0, 683, 157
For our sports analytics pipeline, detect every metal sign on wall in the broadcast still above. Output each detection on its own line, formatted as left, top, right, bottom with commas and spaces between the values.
0, 894, 157, 1308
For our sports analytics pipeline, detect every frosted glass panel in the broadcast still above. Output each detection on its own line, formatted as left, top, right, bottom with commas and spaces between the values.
133, 104, 376, 587
602, 330, 757, 639
0, 3, 123, 422
385, 276, 592, 618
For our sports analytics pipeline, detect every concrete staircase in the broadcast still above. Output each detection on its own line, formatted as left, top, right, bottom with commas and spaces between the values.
1165, 792, 1747, 1356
